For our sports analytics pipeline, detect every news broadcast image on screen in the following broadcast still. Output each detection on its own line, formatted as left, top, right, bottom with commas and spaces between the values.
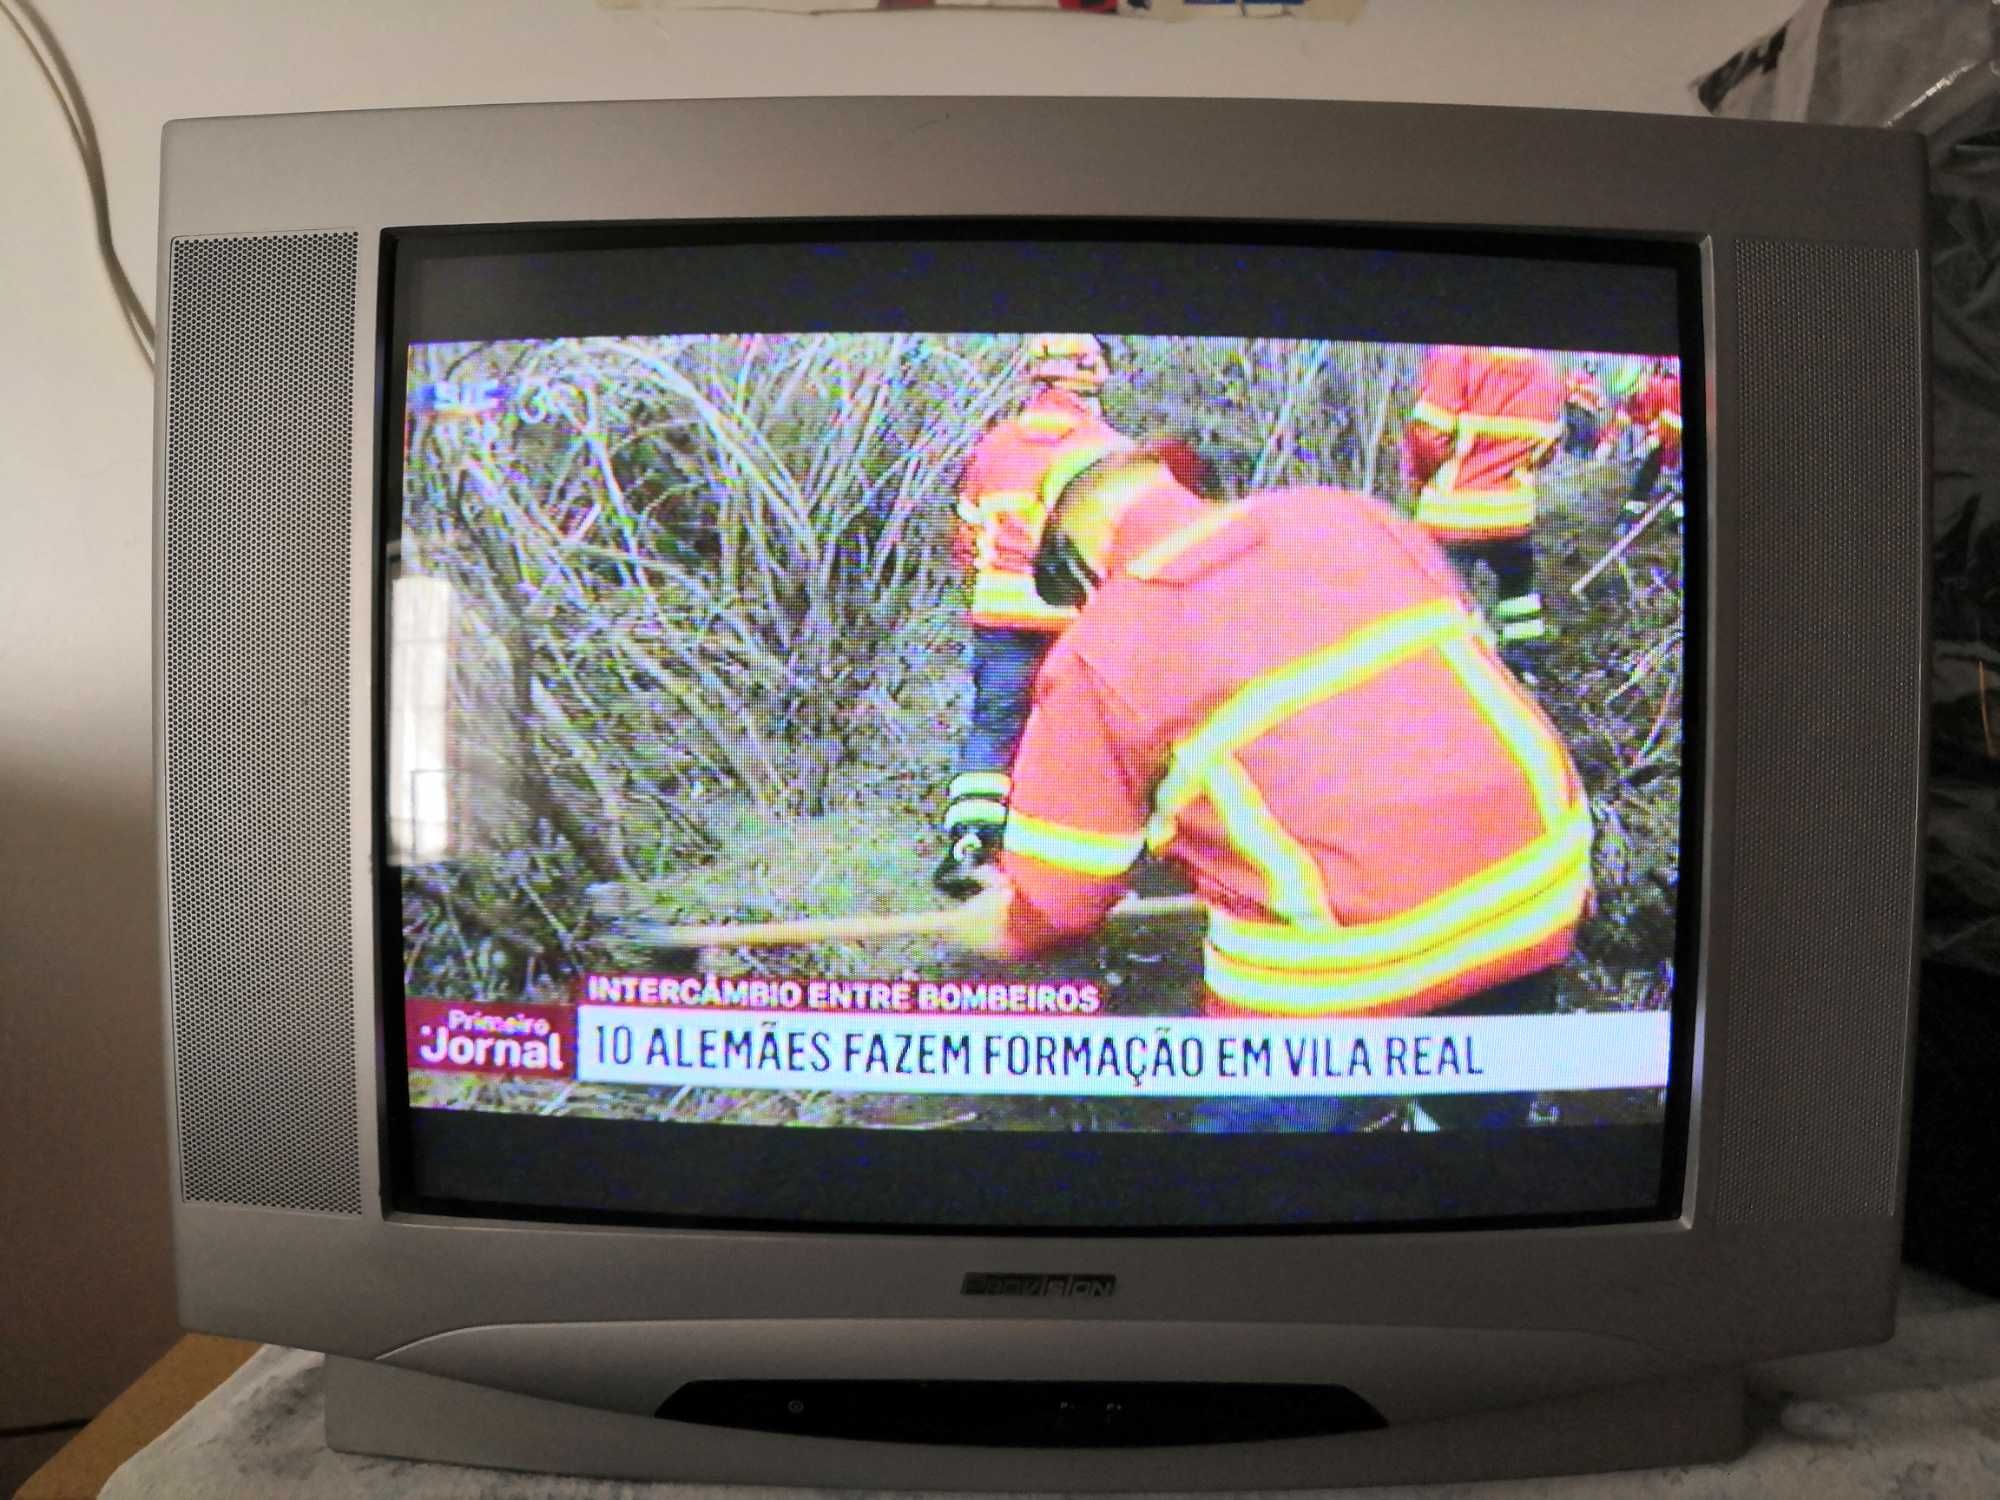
390, 331, 1685, 1142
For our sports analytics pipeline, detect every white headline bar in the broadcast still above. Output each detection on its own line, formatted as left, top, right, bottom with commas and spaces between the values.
573, 1008, 1671, 1098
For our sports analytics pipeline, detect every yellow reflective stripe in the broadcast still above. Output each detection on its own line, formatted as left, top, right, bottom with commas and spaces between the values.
1208, 803, 1590, 971
1498, 618, 1548, 642
1419, 483, 1536, 508
1416, 490, 1537, 532
946, 798, 1009, 826
1491, 592, 1543, 620
1203, 862, 1586, 1015
1658, 409, 1684, 430
1204, 755, 1333, 925
1127, 506, 1243, 582
950, 771, 1011, 799
1422, 482, 1535, 502
970, 570, 1076, 625
1155, 599, 1473, 821
1436, 637, 1570, 831
1003, 809, 1144, 878
1017, 408, 1077, 436
970, 488, 1039, 520
1409, 398, 1459, 431
956, 499, 983, 526
1458, 412, 1564, 442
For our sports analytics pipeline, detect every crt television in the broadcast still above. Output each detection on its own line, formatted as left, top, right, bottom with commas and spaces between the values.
157, 97, 1927, 1489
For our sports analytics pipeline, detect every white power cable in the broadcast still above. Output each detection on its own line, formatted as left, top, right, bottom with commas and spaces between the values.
1, 0, 156, 369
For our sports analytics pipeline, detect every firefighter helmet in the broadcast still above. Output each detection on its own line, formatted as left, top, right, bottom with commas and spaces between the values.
1024, 333, 1110, 393
1030, 434, 1166, 607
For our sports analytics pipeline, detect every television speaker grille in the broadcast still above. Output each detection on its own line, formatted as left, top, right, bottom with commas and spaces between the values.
163, 231, 364, 1215
1717, 238, 1923, 1223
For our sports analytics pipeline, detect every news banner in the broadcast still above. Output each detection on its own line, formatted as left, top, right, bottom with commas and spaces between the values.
406, 973, 1670, 1099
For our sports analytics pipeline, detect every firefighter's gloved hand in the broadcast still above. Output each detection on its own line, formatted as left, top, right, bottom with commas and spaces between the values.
949, 873, 1018, 959
931, 824, 1001, 899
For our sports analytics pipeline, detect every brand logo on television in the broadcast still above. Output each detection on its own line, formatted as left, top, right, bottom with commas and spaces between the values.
411, 379, 513, 418
960, 1272, 1117, 1300
404, 998, 576, 1080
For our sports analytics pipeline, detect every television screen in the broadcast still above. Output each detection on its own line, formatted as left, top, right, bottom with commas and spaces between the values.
381, 229, 1698, 1231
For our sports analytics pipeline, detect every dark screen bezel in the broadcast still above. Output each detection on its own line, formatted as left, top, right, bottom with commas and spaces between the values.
371, 219, 1707, 1236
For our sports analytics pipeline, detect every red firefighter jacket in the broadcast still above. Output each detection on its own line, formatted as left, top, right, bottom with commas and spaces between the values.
1402, 346, 1564, 544
956, 387, 1129, 631
994, 479, 1594, 1019
1607, 371, 1684, 468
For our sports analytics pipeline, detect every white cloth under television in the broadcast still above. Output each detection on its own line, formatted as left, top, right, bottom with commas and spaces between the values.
102, 1269, 2000, 1500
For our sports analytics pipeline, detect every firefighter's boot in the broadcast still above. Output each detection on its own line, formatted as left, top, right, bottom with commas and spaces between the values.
1492, 592, 1547, 686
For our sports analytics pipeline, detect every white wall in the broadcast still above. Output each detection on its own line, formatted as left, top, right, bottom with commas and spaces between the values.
0, 0, 1792, 1433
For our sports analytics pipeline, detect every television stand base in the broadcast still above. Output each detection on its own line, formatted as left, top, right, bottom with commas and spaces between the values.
326, 1355, 1750, 1490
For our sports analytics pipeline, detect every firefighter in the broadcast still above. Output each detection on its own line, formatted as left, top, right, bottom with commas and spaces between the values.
933, 333, 1132, 897
1598, 357, 1684, 524
951, 438, 1594, 1130
1401, 345, 1564, 681
1561, 357, 1608, 457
